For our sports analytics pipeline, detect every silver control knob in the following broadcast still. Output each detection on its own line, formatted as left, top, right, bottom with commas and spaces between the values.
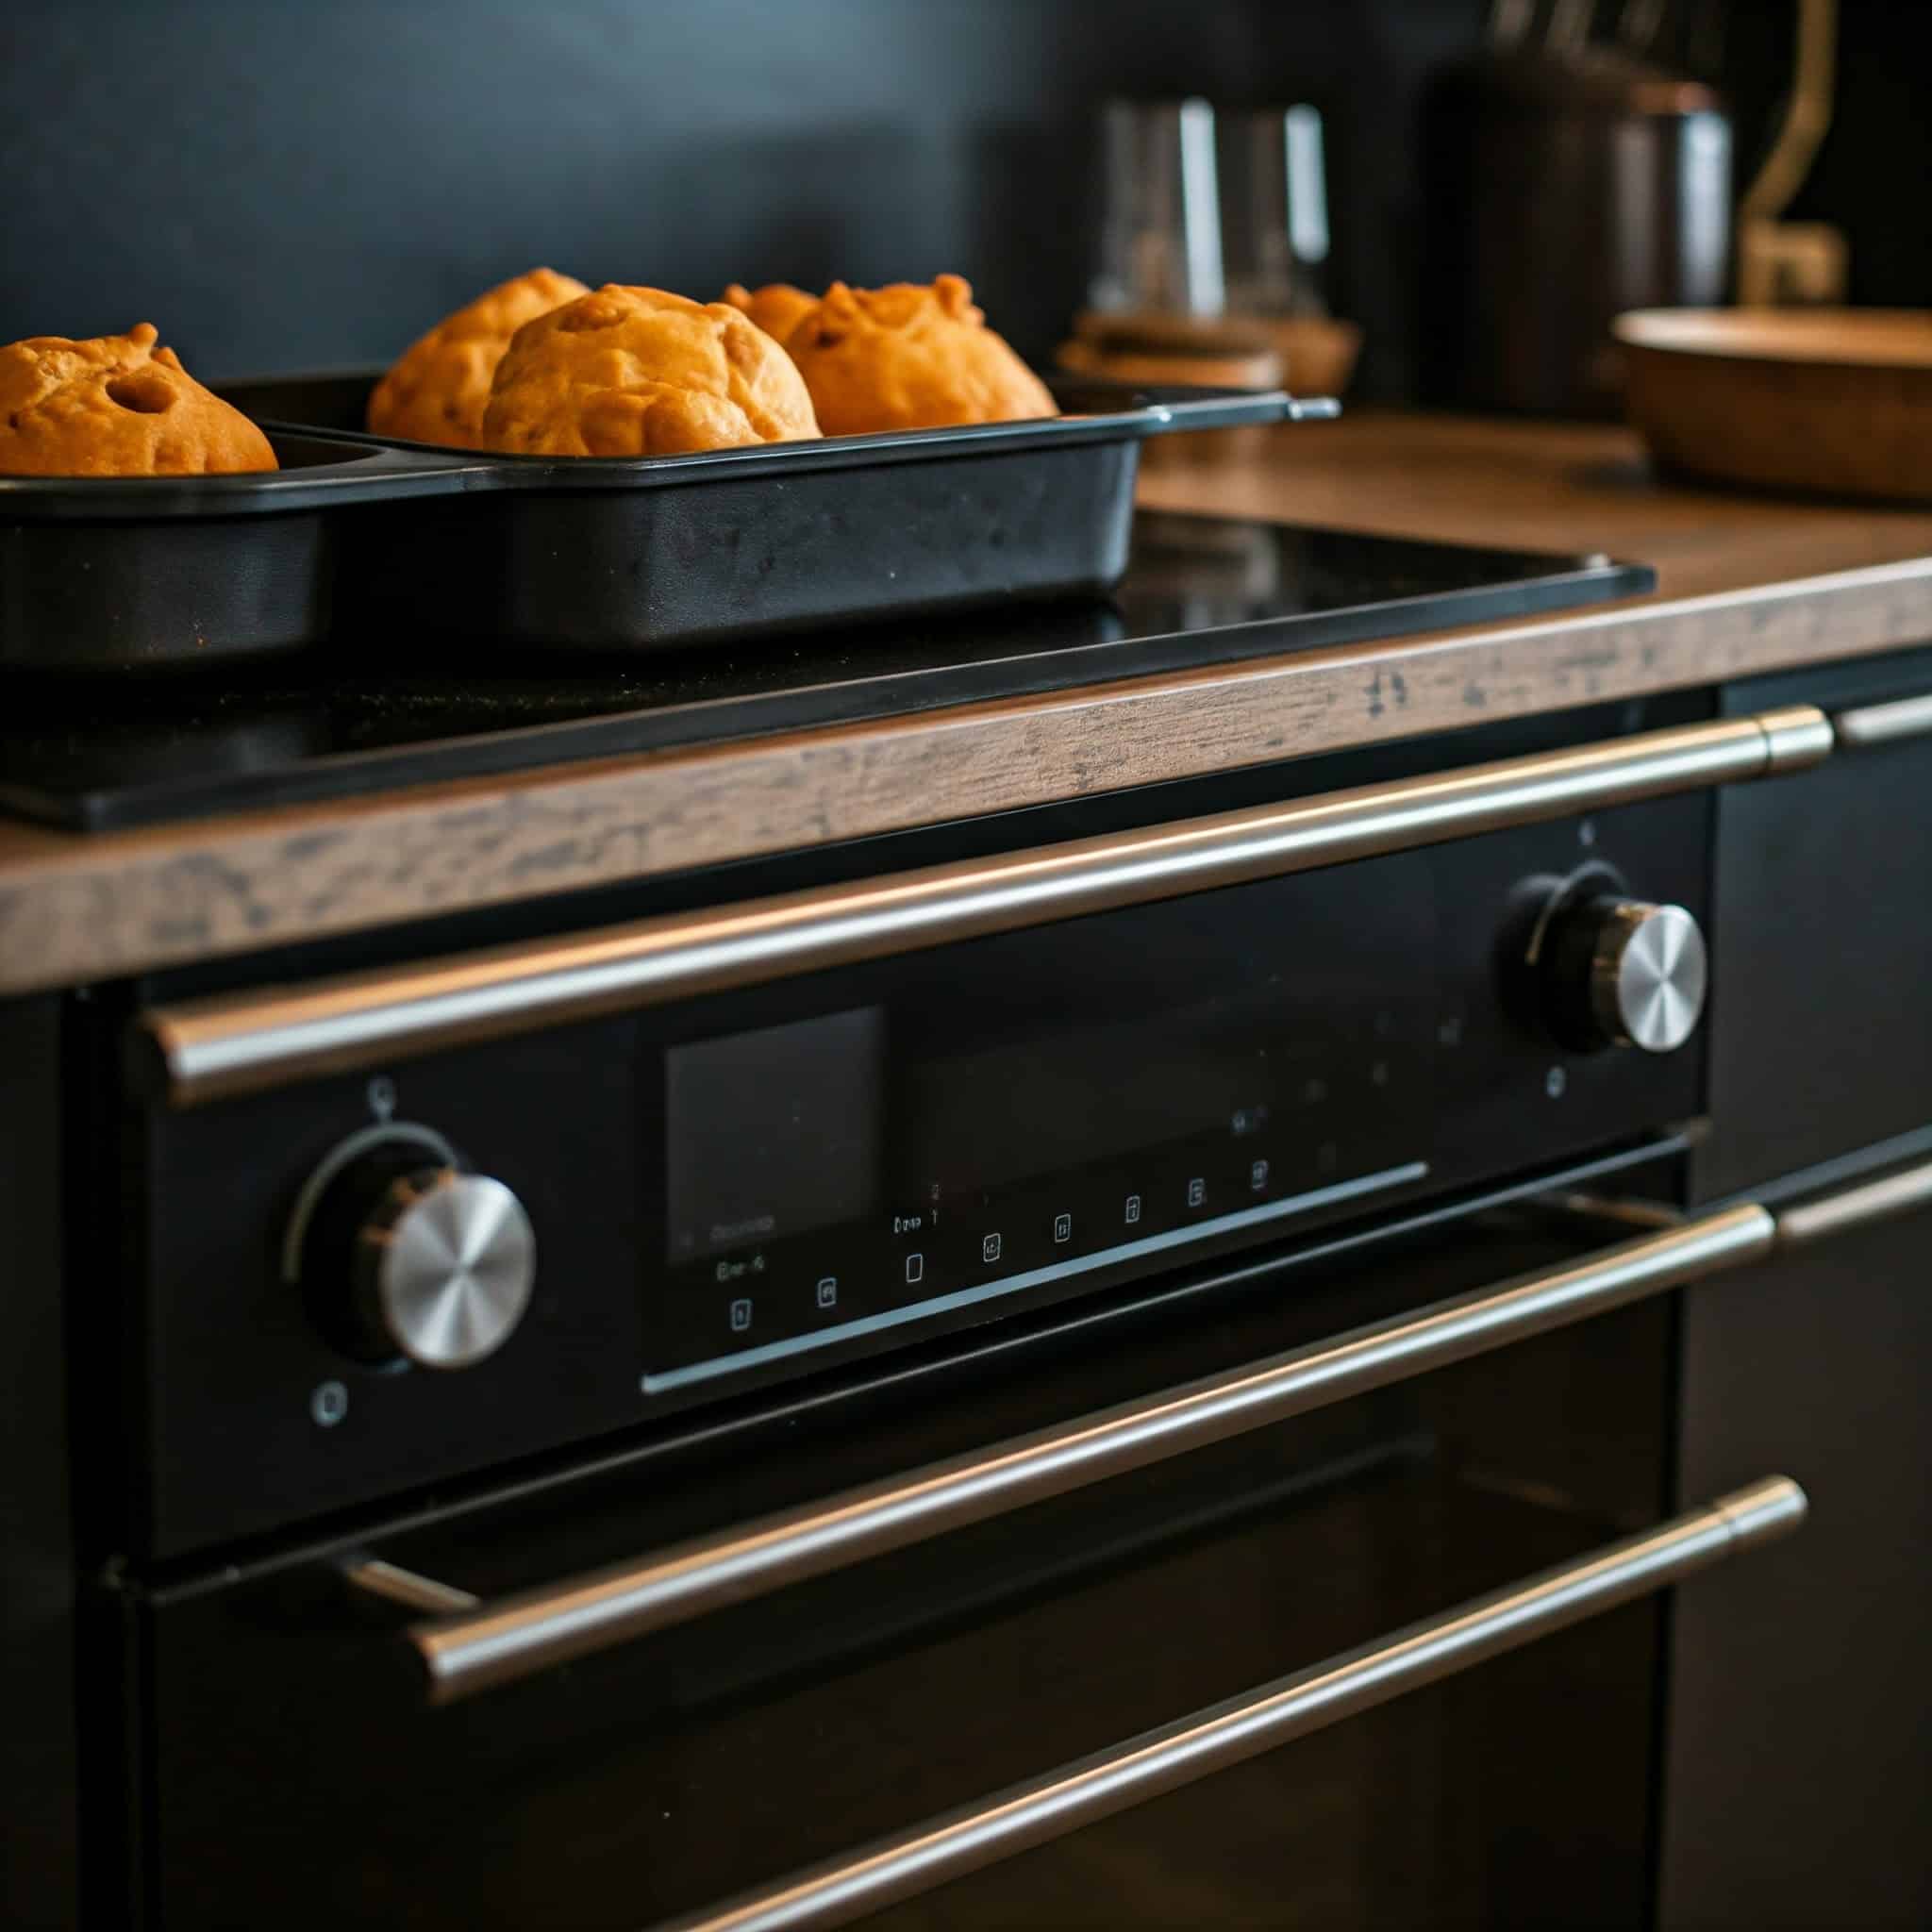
1580, 899, 1708, 1053
352, 1168, 536, 1370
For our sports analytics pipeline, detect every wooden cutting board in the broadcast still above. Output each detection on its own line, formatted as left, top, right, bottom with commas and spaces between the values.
1615, 308, 1932, 504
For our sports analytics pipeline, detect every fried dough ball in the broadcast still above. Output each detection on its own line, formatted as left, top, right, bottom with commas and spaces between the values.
480, 284, 821, 457
0, 325, 276, 476
728, 275, 1057, 436
367, 267, 590, 449
720, 281, 820, 347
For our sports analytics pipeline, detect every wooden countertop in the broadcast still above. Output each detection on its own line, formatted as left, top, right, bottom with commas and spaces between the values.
5, 410, 1931, 997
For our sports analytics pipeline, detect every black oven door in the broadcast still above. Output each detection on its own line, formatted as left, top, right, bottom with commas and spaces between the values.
125, 1189, 1798, 1932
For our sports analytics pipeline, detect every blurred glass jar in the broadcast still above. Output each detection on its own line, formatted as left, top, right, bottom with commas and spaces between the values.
1092, 97, 1333, 320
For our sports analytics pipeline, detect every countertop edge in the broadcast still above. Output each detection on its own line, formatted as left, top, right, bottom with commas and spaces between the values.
3, 550, 1930, 997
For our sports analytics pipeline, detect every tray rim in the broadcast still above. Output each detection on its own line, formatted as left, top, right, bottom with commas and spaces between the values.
223, 371, 1327, 490
0, 428, 476, 519
0, 375, 1332, 520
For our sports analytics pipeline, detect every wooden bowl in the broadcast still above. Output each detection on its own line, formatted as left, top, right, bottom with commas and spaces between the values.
1615, 308, 1932, 503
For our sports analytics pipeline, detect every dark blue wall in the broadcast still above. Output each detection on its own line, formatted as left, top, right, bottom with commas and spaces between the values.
0, 0, 1481, 395
1, 0, 1923, 400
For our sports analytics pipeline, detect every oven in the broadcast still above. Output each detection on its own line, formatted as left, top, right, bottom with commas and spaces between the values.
75, 693, 1906, 1927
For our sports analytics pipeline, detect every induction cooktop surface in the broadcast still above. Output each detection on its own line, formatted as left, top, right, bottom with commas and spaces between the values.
0, 512, 1650, 832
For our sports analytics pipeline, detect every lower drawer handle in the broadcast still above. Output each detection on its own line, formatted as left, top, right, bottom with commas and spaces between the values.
382, 1204, 1773, 1701
654, 1476, 1807, 1932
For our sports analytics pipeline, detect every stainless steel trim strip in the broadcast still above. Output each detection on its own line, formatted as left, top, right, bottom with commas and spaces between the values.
144, 705, 1831, 1105
1777, 1155, 1932, 1245
1834, 691, 1932, 750
399, 1204, 1774, 1703
653, 1477, 1808, 1932
1539, 1191, 1685, 1231
338, 1559, 480, 1615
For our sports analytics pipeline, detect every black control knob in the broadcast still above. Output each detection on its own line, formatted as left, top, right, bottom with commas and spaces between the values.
298, 1143, 536, 1369
1541, 894, 1708, 1054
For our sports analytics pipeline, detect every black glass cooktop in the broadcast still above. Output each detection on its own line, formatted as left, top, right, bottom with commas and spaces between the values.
0, 512, 1650, 832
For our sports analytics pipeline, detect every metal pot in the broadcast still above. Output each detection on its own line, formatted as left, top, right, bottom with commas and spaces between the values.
1422, 48, 1732, 416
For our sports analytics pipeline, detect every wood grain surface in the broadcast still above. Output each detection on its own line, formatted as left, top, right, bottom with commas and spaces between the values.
5, 411, 1931, 996
1133, 410, 1932, 595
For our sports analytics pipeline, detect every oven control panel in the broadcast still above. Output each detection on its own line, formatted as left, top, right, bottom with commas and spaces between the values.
137, 792, 1710, 1557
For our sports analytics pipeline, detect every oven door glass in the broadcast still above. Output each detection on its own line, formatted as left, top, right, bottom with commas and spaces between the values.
134, 1201, 1759, 1931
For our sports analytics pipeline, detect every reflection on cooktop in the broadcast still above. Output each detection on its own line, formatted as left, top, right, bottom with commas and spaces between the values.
0, 512, 1651, 832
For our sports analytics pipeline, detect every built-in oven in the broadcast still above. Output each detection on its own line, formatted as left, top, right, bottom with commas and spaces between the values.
77, 693, 1903, 1927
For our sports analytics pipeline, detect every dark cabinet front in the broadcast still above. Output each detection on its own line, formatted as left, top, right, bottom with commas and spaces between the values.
1666, 1191, 1932, 1930
1669, 648, 1932, 1926
1699, 648, 1932, 1197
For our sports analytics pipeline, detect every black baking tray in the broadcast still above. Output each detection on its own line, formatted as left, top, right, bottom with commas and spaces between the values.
0, 433, 473, 674
225, 372, 1326, 655
0, 375, 1320, 674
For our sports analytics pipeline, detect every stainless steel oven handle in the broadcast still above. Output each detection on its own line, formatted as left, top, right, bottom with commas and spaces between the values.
1833, 691, 1932, 749
1776, 1154, 1932, 1245
367, 1094, 1922, 1705
651, 1476, 1808, 1932
379, 1203, 1775, 1703
143, 704, 1830, 1105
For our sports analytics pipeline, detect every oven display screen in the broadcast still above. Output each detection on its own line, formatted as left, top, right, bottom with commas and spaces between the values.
665, 1008, 887, 1264
663, 994, 1309, 1266
648, 869, 1440, 1391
